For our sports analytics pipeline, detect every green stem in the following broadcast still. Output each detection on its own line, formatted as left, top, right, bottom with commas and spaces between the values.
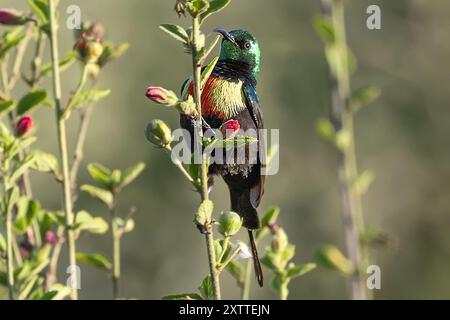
48, 0, 78, 300
164, 146, 196, 186
110, 203, 121, 300
217, 237, 229, 265
191, 16, 221, 300
62, 65, 89, 119
6, 205, 15, 300
7, 25, 33, 92
321, 0, 367, 300
217, 245, 241, 272
241, 258, 252, 300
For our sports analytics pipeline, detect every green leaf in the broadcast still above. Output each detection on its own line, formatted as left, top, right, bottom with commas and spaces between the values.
226, 261, 245, 288
115, 217, 135, 233
30, 150, 58, 174
81, 184, 113, 208
87, 162, 112, 189
162, 293, 203, 300
200, 57, 218, 89
350, 86, 381, 112
314, 16, 336, 43
0, 100, 15, 116
198, 275, 214, 300
98, 42, 129, 66
0, 187, 20, 217
0, 233, 6, 253
186, 0, 210, 17
208, 135, 258, 149
287, 263, 316, 279
76, 253, 112, 271
195, 199, 213, 227
255, 207, 280, 240
200, 0, 231, 22
28, 0, 49, 24
0, 34, 26, 58
16, 90, 47, 116
39, 284, 71, 300
111, 169, 122, 186
159, 24, 189, 44
10, 153, 36, 182
15, 197, 40, 234
75, 211, 109, 234
70, 89, 111, 110
40, 51, 77, 78
120, 162, 145, 189
316, 118, 335, 143
18, 275, 40, 300
352, 170, 376, 196
316, 245, 353, 275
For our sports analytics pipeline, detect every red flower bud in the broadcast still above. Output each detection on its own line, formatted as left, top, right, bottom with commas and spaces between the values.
145, 86, 179, 106
0, 8, 26, 26
220, 119, 240, 138
74, 32, 104, 63
45, 231, 58, 245
16, 116, 33, 137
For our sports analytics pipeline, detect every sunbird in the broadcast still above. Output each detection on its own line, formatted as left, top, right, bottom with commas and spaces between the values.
180, 28, 265, 287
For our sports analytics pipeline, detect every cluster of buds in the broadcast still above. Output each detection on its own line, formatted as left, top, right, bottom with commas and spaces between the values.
74, 31, 104, 64
0, 8, 28, 26
15, 115, 33, 137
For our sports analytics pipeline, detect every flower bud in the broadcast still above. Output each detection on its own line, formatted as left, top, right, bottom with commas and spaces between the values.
174, 0, 187, 17
0, 8, 27, 26
145, 119, 172, 148
45, 231, 58, 245
219, 119, 240, 139
145, 86, 179, 107
218, 211, 242, 237
269, 224, 289, 253
16, 115, 33, 137
75, 32, 104, 63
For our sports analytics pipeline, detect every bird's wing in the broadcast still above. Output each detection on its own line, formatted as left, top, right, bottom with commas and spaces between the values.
243, 83, 266, 209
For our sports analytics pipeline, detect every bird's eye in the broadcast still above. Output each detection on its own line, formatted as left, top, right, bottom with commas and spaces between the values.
243, 41, 252, 50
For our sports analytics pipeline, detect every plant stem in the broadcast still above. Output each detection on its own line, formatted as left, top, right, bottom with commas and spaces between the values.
217, 236, 229, 264
241, 259, 252, 300
48, 0, 78, 300
70, 106, 93, 197
30, 32, 46, 90
62, 65, 89, 119
320, 0, 367, 300
6, 204, 15, 300
217, 246, 241, 272
191, 16, 221, 300
7, 25, 33, 92
110, 203, 121, 299
164, 146, 196, 185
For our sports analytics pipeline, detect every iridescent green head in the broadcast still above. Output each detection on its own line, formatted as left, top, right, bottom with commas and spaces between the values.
215, 28, 261, 79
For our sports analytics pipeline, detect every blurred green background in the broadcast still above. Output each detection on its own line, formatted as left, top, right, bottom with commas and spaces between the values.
2, 0, 450, 299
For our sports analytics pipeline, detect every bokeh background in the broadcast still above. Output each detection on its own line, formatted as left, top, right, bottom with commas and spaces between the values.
2, 0, 450, 299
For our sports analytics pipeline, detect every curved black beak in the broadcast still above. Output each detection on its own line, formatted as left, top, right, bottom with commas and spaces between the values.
214, 28, 238, 46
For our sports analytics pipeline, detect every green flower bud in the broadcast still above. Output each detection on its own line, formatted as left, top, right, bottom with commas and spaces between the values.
145, 119, 172, 148
218, 211, 242, 237
269, 224, 289, 253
